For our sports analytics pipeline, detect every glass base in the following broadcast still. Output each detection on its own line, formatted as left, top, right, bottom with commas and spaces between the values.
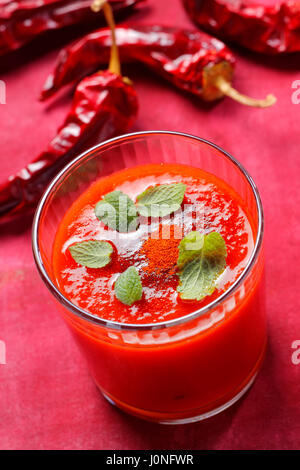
101, 371, 258, 425
98, 372, 258, 424
97, 342, 266, 424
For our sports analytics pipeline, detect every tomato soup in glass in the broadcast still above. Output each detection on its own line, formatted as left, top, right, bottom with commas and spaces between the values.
33, 132, 266, 423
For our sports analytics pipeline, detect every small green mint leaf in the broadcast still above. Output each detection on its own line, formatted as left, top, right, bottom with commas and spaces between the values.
114, 266, 143, 306
177, 232, 227, 301
69, 240, 113, 268
136, 183, 186, 217
177, 231, 204, 268
95, 190, 139, 232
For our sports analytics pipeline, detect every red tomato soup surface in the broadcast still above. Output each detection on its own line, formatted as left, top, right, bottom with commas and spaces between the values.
52, 163, 254, 324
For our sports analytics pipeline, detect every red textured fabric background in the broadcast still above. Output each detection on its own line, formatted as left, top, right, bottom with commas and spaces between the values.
0, 0, 299, 450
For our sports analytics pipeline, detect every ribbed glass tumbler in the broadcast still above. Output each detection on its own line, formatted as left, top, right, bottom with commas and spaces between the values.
32, 131, 266, 424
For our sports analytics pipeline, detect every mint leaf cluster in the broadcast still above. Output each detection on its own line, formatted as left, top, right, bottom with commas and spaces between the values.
68, 182, 227, 307
95, 183, 186, 233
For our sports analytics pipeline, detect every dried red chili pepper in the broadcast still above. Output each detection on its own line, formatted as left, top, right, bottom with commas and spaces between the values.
0, 0, 144, 56
40, 24, 276, 107
183, 0, 300, 54
0, 0, 138, 219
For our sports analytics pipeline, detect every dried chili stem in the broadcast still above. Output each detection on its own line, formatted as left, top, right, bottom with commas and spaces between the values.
91, 0, 121, 76
215, 76, 276, 108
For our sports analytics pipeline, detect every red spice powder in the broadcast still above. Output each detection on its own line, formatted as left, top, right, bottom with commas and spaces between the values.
140, 225, 182, 277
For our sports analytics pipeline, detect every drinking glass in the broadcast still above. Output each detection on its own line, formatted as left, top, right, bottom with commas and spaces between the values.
32, 131, 266, 424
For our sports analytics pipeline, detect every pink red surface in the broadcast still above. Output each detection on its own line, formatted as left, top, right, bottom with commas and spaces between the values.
0, 0, 299, 450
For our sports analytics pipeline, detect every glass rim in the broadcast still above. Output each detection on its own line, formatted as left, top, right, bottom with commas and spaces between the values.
32, 130, 264, 332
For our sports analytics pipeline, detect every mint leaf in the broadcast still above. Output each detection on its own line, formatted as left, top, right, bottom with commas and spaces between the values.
136, 183, 186, 217
95, 190, 139, 232
114, 266, 143, 306
177, 232, 227, 301
177, 231, 204, 268
69, 240, 113, 268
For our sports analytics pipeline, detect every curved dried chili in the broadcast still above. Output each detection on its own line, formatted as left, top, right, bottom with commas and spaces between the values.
0, 0, 138, 220
0, 0, 144, 56
183, 0, 300, 54
40, 24, 276, 107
